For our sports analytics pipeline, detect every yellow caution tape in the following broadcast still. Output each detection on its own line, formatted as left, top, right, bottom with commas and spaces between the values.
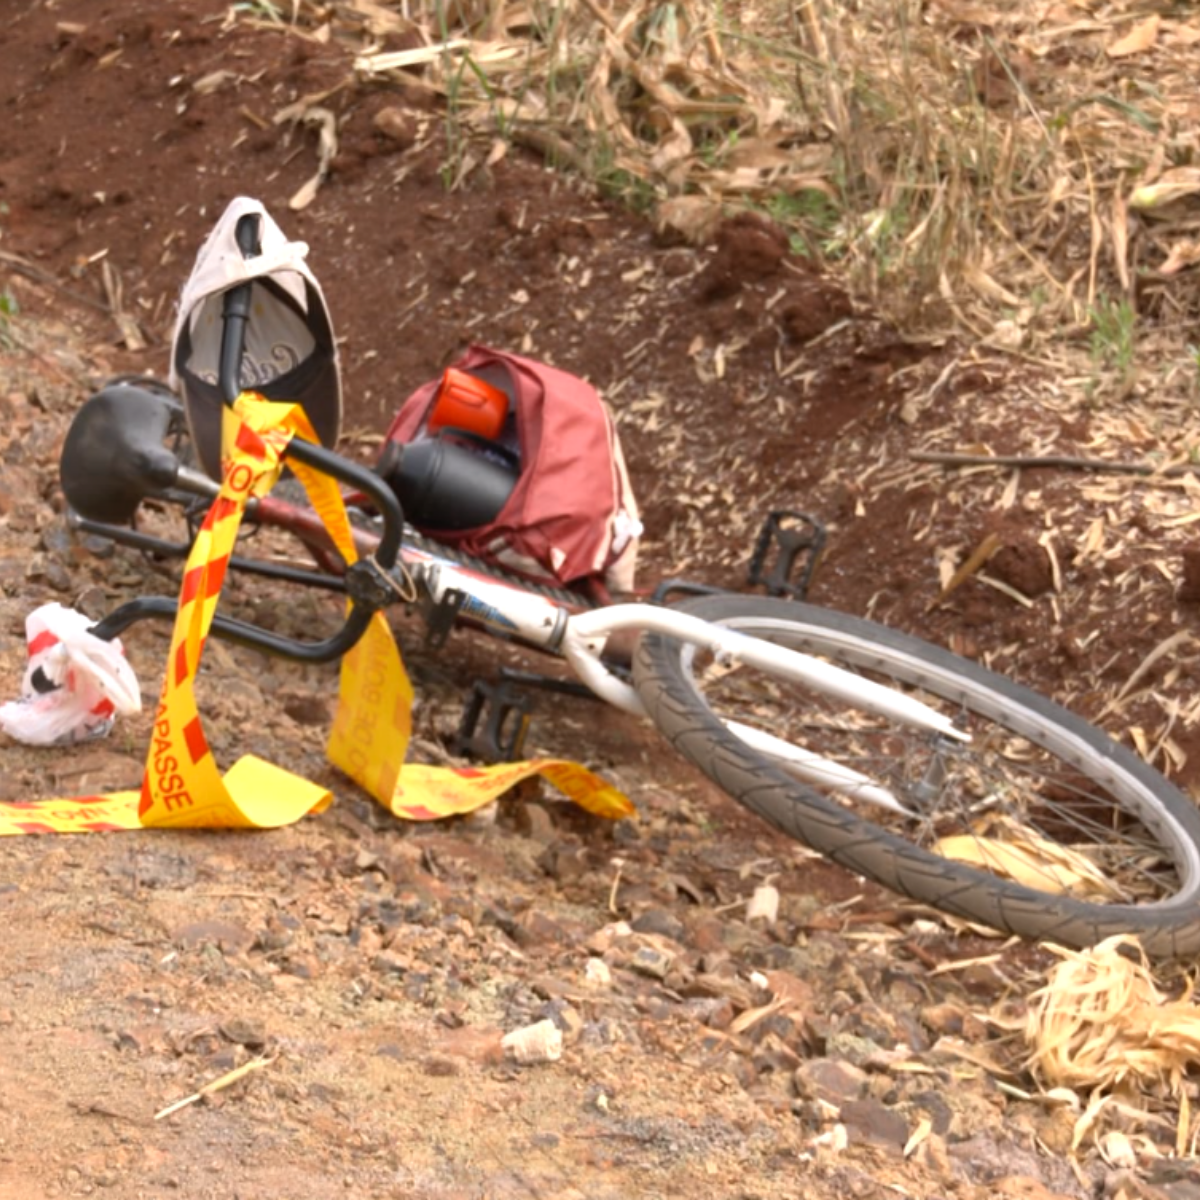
0, 393, 633, 835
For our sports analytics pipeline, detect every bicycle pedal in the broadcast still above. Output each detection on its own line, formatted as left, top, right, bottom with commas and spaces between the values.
451, 679, 531, 763
748, 511, 827, 601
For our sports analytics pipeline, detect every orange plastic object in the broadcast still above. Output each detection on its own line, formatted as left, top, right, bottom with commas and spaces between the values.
428, 368, 508, 440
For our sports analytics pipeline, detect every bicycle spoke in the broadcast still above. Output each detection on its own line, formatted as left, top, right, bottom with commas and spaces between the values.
693, 652, 1181, 906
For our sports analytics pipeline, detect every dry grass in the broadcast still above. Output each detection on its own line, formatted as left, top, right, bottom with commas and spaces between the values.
260, 0, 1200, 407
1015, 934, 1200, 1158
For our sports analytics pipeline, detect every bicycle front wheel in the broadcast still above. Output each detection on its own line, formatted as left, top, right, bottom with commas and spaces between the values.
633, 595, 1200, 956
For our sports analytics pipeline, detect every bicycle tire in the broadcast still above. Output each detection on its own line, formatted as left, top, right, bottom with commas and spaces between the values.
632, 595, 1200, 956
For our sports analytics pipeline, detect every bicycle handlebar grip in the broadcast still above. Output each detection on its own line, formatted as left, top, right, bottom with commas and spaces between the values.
218, 214, 262, 406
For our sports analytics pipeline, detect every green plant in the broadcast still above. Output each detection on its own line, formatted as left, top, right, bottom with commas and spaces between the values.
1088, 295, 1137, 379
0, 289, 18, 351
232, 0, 284, 19
764, 188, 842, 257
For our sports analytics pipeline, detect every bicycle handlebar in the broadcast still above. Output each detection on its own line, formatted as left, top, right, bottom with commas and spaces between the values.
93, 211, 406, 662
217, 214, 260, 406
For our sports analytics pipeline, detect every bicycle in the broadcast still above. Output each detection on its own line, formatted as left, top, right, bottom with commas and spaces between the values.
57, 209, 1200, 958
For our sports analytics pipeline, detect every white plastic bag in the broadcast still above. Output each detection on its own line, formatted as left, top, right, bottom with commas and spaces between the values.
0, 603, 141, 746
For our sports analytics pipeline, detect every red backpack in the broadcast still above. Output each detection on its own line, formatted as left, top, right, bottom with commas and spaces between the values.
380, 346, 641, 593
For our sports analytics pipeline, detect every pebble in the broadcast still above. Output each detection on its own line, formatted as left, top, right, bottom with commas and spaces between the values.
79, 534, 115, 560
630, 907, 686, 942
512, 909, 570, 948
583, 958, 612, 988
502, 1019, 563, 1064
219, 1018, 268, 1048
839, 1097, 911, 1151
825, 1030, 888, 1067
372, 106, 416, 147
174, 919, 255, 954
746, 884, 780, 926
794, 1058, 868, 1108
628, 944, 674, 980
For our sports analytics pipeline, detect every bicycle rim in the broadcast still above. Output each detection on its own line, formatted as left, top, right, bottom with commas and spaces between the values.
633, 596, 1200, 956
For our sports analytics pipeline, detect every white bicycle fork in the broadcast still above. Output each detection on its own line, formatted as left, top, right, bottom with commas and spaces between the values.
415, 558, 962, 818
565, 606, 969, 818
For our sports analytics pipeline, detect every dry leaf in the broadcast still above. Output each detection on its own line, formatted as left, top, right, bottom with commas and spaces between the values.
193, 69, 235, 95
1169, 21, 1200, 46
1111, 189, 1130, 292
1098, 1129, 1138, 1169
286, 106, 338, 212
933, 830, 1119, 897
903, 1115, 933, 1157
1160, 239, 1200, 276
935, 814, 1121, 899
1024, 934, 1200, 1103
654, 196, 723, 245
1107, 15, 1160, 58
1129, 167, 1200, 211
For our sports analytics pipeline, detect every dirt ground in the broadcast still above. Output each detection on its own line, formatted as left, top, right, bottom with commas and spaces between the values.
5, 2, 1200, 1198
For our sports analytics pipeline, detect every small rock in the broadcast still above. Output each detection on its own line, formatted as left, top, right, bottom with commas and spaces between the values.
686, 913, 726, 955
372, 950, 409, 977
994, 1176, 1080, 1200
175, 919, 255, 955
73, 583, 112, 618
630, 907, 685, 942
1030, 1103, 1078, 1156
39, 524, 73, 556
283, 955, 320, 980
839, 1097, 910, 1151
920, 1001, 964, 1037
372, 106, 416, 147
825, 1031, 887, 1067
585, 921, 631, 955
583, 958, 612, 988
628, 945, 674, 980
539, 999, 584, 1043
705, 996, 736, 1031
281, 692, 330, 726
512, 909, 569, 949
794, 1058, 868, 1108
253, 920, 294, 953
959, 961, 1008, 997
79, 534, 115, 560
537, 841, 589, 883
219, 1018, 268, 1049
502, 1019, 563, 1065
681, 996, 732, 1028
515, 802, 557, 844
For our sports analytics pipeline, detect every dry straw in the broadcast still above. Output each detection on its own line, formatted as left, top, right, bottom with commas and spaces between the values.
274, 1, 1200, 349
1023, 935, 1200, 1152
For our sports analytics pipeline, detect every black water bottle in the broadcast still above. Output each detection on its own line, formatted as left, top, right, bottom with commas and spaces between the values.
376, 430, 518, 531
